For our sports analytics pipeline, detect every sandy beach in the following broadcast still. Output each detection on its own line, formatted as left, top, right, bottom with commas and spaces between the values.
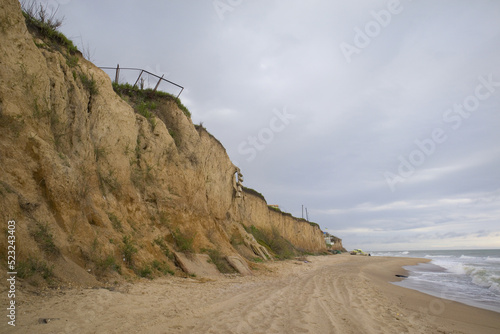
3, 255, 500, 334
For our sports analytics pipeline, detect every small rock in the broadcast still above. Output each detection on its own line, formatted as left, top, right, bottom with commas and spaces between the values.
38, 318, 59, 324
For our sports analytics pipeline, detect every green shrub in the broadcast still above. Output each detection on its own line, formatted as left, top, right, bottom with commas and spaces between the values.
17, 256, 54, 279
168, 129, 180, 147
172, 228, 195, 253
137, 101, 157, 129
151, 259, 174, 275
135, 260, 174, 278
107, 212, 123, 232
95, 255, 121, 276
246, 225, 297, 260
79, 73, 98, 95
66, 54, 78, 67
122, 235, 138, 267
173, 97, 191, 118
138, 265, 153, 279
153, 237, 173, 260
203, 248, 235, 273
31, 222, 59, 256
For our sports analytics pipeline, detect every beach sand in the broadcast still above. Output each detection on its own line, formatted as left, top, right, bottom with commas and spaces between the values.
3, 255, 500, 334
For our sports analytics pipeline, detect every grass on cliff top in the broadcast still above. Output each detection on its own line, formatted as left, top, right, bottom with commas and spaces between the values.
267, 205, 293, 217
242, 186, 266, 202
267, 205, 320, 229
112, 82, 191, 119
242, 188, 320, 229
21, 1, 78, 55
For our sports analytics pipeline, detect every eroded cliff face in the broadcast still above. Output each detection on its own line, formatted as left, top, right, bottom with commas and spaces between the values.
233, 192, 327, 252
0, 0, 333, 285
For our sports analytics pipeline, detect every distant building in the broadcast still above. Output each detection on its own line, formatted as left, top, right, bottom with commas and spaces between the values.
323, 232, 336, 246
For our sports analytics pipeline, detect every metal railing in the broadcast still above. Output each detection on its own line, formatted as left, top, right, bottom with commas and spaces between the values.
99, 64, 184, 98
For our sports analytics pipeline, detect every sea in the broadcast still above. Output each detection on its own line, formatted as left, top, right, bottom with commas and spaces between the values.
371, 249, 500, 313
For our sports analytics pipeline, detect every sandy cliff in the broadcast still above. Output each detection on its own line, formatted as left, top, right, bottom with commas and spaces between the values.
0, 0, 340, 285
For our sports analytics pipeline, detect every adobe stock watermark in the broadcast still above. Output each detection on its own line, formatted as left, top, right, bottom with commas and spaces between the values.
339, 0, 410, 64
403, 278, 459, 327
237, 107, 295, 162
213, 0, 244, 20
384, 74, 500, 192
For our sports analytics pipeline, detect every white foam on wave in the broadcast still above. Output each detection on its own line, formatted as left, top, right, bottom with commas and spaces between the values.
431, 258, 500, 294
397, 250, 500, 312
488, 276, 500, 293
433, 259, 466, 275
470, 270, 500, 294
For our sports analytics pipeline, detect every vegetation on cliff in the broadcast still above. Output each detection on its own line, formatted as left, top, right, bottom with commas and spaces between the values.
0, 0, 338, 288
242, 186, 266, 202
245, 225, 299, 260
21, 1, 79, 61
112, 82, 191, 119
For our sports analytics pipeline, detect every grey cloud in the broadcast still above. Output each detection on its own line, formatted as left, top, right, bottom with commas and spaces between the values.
51, 0, 500, 250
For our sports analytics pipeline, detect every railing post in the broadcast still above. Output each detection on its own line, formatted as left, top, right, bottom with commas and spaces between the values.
176, 87, 184, 99
133, 70, 144, 88
153, 74, 164, 93
114, 64, 120, 84
99, 66, 184, 97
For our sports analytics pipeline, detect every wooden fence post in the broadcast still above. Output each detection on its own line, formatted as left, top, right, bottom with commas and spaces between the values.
114, 64, 120, 84
153, 74, 164, 93
133, 70, 144, 88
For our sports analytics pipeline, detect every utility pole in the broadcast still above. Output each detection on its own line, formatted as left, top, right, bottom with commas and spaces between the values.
302, 205, 304, 219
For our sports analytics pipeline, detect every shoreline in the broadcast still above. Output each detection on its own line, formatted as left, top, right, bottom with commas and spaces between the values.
355, 255, 500, 333
2, 255, 499, 333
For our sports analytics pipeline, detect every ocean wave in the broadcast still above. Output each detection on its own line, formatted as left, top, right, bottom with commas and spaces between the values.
439, 262, 500, 294
440, 262, 466, 275
398, 250, 500, 312
489, 277, 500, 293
372, 252, 405, 257
469, 269, 500, 292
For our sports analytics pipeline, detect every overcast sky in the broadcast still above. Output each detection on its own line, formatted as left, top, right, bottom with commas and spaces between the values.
39, 0, 500, 251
